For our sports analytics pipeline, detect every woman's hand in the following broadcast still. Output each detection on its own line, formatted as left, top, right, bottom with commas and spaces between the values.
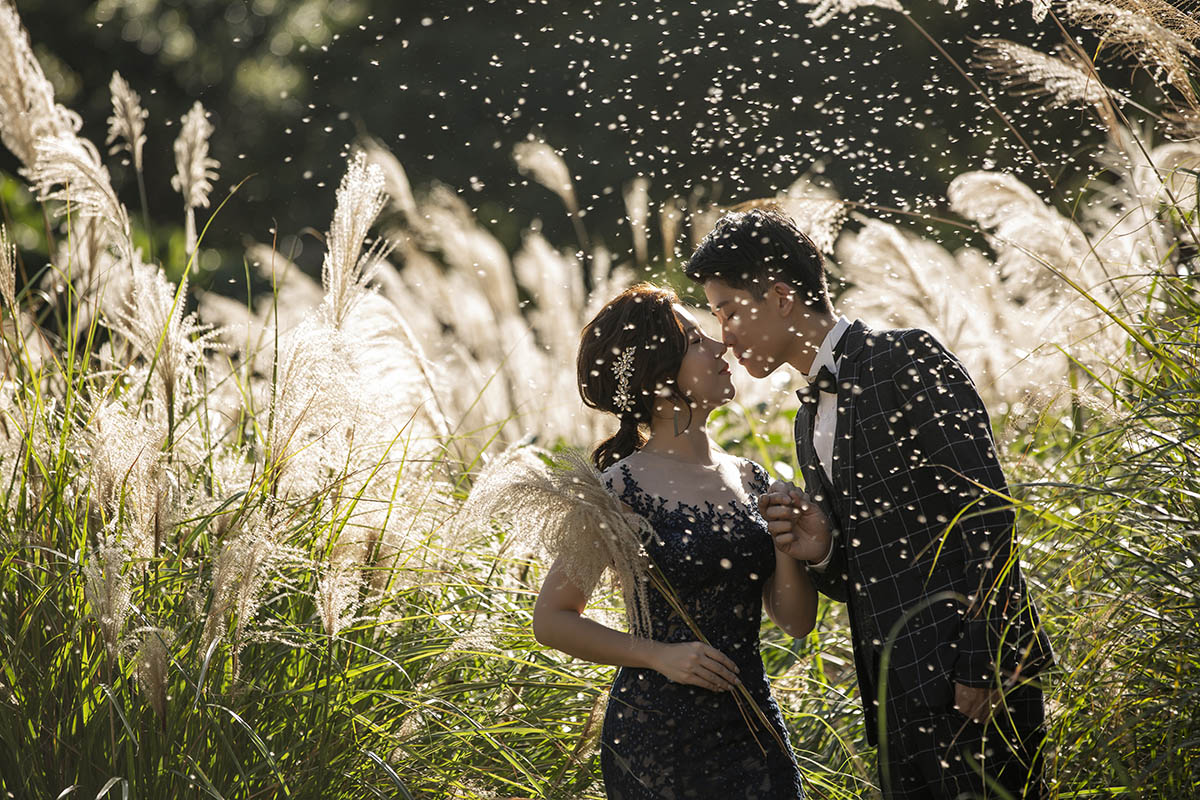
758, 480, 834, 563
650, 641, 741, 692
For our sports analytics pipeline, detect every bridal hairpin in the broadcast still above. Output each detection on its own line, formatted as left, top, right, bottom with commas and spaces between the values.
612, 345, 637, 412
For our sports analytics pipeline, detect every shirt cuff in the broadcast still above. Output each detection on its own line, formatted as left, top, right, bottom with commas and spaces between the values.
806, 536, 835, 571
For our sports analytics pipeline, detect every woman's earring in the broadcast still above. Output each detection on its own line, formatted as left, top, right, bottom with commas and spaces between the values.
673, 406, 688, 436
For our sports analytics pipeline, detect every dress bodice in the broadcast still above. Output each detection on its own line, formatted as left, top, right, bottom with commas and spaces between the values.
604, 458, 777, 664
597, 455, 804, 798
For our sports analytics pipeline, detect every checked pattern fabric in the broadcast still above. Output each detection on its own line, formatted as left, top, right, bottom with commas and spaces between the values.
796, 321, 1054, 742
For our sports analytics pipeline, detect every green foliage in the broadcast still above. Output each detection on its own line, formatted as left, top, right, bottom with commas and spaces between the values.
1009, 273, 1200, 796
1, 226, 1198, 799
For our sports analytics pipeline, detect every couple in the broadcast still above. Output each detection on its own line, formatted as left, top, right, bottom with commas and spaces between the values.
531, 208, 1054, 799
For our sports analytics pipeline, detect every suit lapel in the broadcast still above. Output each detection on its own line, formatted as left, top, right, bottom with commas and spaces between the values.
830, 320, 869, 529
792, 391, 827, 507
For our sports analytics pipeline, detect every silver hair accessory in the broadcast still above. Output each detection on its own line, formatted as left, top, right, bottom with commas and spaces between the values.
611, 345, 637, 412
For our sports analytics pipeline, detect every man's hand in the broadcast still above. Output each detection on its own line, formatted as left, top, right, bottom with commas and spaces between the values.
953, 682, 1003, 724
757, 480, 833, 563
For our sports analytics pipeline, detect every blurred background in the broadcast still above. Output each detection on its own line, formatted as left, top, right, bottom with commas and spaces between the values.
3, 0, 1114, 298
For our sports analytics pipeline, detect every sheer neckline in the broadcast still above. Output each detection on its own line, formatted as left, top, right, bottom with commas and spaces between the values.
628, 447, 727, 471
613, 461, 763, 521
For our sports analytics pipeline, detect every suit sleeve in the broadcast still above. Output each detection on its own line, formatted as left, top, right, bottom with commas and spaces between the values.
889, 329, 1023, 687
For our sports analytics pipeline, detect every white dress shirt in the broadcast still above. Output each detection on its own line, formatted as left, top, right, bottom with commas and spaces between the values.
806, 315, 851, 483
804, 315, 850, 570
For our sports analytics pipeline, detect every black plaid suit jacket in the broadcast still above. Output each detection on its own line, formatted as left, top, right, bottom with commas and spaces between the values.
795, 320, 1053, 738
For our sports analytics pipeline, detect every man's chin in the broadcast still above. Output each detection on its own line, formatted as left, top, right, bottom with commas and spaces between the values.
741, 359, 777, 379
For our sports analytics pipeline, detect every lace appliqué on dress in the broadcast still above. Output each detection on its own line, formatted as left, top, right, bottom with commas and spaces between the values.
597, 457, 804, 799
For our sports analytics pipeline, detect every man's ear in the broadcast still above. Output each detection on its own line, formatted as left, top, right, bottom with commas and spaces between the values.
771, 281, 795, 316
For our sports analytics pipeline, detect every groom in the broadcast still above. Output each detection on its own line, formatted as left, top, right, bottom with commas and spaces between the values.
686, 208, 1054, 799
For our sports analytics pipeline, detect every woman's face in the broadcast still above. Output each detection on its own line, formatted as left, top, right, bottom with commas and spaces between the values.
671, 304, 734, 410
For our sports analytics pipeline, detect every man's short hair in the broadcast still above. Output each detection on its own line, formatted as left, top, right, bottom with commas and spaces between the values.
684, 207, 832, 312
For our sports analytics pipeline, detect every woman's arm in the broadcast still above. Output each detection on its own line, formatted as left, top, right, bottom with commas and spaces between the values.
532, 557, 742, 692
762, 551, 818, 638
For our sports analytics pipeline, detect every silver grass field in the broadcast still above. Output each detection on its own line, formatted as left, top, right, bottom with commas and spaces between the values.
0, 1, 1197, 798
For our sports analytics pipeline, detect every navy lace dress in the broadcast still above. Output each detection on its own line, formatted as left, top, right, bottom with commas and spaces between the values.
599, 458, 805, 799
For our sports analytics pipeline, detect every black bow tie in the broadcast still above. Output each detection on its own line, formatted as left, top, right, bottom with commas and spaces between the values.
797, 363, 837, 403
812, 363, 838, 393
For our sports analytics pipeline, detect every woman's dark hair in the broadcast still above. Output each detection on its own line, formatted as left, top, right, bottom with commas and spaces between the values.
577, 282, 690, 471
684, 206, 832, 312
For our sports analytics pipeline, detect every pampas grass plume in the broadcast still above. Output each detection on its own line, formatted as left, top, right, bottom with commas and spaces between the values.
623, 177, 650, 267
0, 3, 82, 167
171, 101, 220, 253
465, 445, 655, 638
513, 140, 579, 215
973, 40, 1111, 115
29, 134, 131, 259
320, 149, 391, 329
106, 71, 147, 172
83, 540, 133, 659
0, 224, 15, 311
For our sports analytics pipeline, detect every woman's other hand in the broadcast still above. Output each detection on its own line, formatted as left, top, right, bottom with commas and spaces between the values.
650, 641, 742, 692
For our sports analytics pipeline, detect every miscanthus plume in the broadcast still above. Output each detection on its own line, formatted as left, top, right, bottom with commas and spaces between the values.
973, 40, 1112, 117
83, 539, 133, 659
80, 399, 169, 562
106, 71, 147, 172
0, 2, 81, 168
513, 140, 579, 216
29, 134, 132, 262
465, 445, 655, 639
0, 223, 15, 311
128, 627, 174, 721
201, 510, 291, 683
320, 149, 391, 329
171, 101, 220, 254
109, 262, 221, 441
624, 177, 651, 267
1066, 0, 1200, 106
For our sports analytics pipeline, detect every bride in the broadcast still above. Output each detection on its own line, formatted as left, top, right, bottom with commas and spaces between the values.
532, 282, 833, 798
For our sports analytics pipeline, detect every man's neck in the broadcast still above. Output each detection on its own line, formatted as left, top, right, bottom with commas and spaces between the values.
785, 311, 838, 375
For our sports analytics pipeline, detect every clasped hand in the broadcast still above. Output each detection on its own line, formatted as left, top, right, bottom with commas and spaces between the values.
756, 480, 834, 563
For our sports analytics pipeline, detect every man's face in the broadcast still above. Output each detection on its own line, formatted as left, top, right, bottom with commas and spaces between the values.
702, 279, 785, 379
